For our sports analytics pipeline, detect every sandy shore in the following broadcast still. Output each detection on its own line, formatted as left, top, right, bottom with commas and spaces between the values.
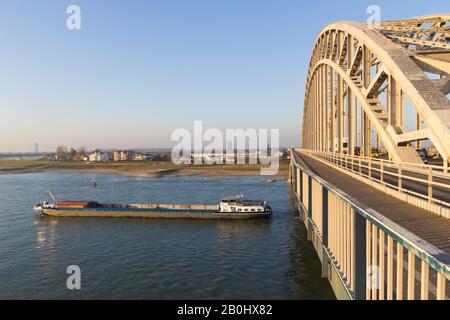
0, 165, 288, 179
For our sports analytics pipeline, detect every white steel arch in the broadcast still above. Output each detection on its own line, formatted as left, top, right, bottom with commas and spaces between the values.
302, 16, 450, 167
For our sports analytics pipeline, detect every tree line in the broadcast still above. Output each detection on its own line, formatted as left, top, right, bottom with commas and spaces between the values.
55, 145, 90, 161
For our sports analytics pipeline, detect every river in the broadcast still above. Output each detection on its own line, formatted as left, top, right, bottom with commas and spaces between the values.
0, 172, 334, 299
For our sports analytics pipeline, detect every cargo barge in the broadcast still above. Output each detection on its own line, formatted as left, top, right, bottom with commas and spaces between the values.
33, 196, 272, 219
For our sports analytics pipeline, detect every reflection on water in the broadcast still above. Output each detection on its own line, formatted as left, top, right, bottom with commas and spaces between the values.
0, 172, 334, 299
34, 219, 58, 250
216, 220, 271, 240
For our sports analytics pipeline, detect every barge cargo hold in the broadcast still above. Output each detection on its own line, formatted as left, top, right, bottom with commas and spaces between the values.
33, 197, 272, 219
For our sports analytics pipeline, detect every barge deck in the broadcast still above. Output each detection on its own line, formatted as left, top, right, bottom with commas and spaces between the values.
34, 197, 272, 220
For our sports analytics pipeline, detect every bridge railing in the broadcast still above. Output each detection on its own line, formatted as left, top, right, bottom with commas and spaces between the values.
290, 151, 449, 300
297, 149, 450, 216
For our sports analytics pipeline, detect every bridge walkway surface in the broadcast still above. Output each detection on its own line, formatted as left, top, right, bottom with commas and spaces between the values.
295, 152, 450, 255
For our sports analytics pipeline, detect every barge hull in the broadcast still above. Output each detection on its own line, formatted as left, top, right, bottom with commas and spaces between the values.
41, 209, 271, 219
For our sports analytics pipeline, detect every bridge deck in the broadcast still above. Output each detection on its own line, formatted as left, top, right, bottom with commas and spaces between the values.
295, 152, 450, 254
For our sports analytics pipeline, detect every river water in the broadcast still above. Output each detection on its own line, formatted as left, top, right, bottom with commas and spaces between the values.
0, 172, 334, 299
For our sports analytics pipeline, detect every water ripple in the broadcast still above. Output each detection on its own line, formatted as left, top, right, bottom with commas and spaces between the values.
0, 172, 334, 299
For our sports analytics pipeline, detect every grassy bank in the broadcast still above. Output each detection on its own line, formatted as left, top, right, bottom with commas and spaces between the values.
0, 159, 289, 178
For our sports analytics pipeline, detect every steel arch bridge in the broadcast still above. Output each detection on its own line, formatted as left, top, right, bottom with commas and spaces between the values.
301, 15, 450, 168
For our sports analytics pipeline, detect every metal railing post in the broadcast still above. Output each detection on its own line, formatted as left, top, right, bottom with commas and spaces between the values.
428, 167, 433, 204
300, 169, 303, 204
359, 156, 362, 176
322, 187, 329, 248
308, 176, 313, 220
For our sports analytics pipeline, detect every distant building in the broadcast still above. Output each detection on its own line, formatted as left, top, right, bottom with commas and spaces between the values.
112, 150, 131, 161
103, 152, 111, 162
132, 153, 146, 161
88, 151, 110, 162
89, 152, 101, 162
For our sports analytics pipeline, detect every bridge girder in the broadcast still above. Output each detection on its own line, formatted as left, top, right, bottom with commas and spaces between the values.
302, 16, 450, 166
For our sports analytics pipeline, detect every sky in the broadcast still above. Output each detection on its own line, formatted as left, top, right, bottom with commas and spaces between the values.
0, 0, 448, 152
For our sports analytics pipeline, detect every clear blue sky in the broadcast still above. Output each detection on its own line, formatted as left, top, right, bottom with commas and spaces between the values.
0, 0, 448, 152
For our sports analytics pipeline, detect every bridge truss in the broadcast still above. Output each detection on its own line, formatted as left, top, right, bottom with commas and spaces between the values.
301, 15, 450, 168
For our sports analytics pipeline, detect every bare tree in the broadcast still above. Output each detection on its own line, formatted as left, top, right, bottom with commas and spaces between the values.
56, 145, 68, 160
77, 146, 87, 157
69, 148, 77, 160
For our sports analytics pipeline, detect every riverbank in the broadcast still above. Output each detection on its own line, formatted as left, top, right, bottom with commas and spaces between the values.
0, 159, 289, 178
